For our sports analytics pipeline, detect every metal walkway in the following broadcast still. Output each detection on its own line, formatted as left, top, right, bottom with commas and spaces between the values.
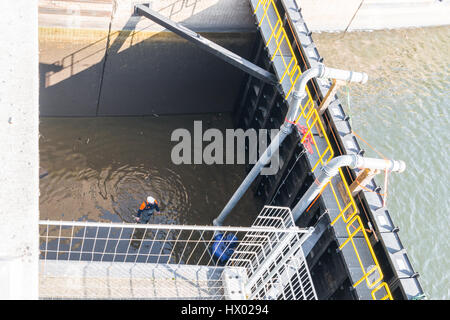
39, 206, 316, 300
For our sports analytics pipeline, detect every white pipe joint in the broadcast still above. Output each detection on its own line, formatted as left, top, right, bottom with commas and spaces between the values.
323, 154, 406, 177
354, 156, 406, 173
321, 66, 368, 84
295, 63, 368, 97
291, 155, 406, 222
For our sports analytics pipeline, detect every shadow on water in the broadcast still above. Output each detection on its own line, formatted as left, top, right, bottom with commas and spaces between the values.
39, 115, 264, 226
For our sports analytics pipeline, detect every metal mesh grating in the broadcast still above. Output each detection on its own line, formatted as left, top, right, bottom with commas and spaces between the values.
39, 206, 316, 300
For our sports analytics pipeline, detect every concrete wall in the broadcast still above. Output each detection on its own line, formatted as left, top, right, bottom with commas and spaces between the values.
39, 29, 255, 116
39, 0, 257, 116
39, 0, 256, 31
297, 0, 450, 32
0, 0, 39, 299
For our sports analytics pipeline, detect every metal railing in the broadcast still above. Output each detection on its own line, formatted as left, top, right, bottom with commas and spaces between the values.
253, 0, 334, 172
39, 206, 316, 300
321, 165, 393, 299
251, 0, 393, 299
227, 206, 317, 300
255, 0, 301, 99
337, 214, 393, 300
328, 167, 359, 226
298, 106, 334, 172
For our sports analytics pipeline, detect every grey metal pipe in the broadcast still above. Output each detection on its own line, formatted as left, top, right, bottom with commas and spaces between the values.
213, 64, 368, 226
322, 66, 368, 85
213, 122, 293, 226
291, 155, 405, 221
285, 66, 325, 122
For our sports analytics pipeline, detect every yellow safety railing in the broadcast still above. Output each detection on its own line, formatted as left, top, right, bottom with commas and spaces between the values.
338, 214, 393, 298
328, 168, 359, 225
325, 169, 392, 298
255, 0, 302, 99
371, 282, 394, 300
314, 162, 393, 300
253, 0, 393, 300
297, 107, 334, 172
254, 0, 334, 172
340, 215, 383, 288
309, 166, 393, 299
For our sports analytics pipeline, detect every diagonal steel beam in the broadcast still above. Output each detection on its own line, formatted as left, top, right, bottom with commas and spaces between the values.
135, 4, 278, 85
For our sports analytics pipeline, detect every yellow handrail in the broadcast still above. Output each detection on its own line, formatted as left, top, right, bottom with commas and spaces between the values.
298, 107, 334, 172
254, 0, 334, 172
255, 0, 303, 99
371, 282, 394, 300
339, 215, 392, 296
329, 168, 359, 225
340, 215, 383, 288
252, 0, 393, 300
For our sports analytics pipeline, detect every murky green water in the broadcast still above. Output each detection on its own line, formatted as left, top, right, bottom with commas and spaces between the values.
313, 26, 450, 300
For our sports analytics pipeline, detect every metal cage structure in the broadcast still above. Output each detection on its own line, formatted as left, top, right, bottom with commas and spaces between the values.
39, 206, 317, 300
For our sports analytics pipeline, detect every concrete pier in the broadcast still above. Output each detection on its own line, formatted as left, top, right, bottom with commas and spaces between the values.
0, 1, 39, 299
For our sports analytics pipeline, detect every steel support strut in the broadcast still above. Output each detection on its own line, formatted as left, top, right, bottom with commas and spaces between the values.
135, 4, 278, 85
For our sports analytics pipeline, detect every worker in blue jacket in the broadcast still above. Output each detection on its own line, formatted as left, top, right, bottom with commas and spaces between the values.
135, 196, 160, 223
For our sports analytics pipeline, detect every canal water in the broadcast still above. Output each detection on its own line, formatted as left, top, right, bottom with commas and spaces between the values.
40, 26, 449, 299
313, 26, 450, 300
39, 114, 262, 227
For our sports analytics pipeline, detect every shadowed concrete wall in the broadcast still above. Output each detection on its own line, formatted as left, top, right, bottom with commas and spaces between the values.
97, 32, 254, 116
38, 0, 257, 116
